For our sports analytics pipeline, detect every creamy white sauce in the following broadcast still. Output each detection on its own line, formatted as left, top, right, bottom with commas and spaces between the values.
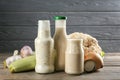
35, 20, 54, 73
65, 39, 84, 74
54, 27, 67, 71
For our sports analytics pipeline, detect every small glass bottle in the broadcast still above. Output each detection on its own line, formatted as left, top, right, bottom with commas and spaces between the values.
65, 39, 84, 74
35, 20, 54, 73
53, 16, 67, 71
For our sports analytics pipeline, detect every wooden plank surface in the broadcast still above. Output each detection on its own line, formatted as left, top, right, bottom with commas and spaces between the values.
0, 25, 119, 52
0, 26, 120, 40
1, 0, 120, 12
0, 53, 120, 80
1, 12, 120, 53
1, 12, 120, 26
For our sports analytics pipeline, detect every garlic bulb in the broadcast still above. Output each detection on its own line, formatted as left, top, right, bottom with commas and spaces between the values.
20, 45, 33, 58
4, 50, 22, 68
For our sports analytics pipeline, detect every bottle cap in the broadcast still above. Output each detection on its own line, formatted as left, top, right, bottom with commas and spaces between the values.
54, 16, 67, 20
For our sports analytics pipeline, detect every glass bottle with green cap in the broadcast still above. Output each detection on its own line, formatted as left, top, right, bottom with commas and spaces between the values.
53, 16, 67, 71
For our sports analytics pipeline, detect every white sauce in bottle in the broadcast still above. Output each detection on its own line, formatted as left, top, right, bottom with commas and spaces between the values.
65, 39, 84, 74
53, 17, 67, 71
35, 20, 54, 73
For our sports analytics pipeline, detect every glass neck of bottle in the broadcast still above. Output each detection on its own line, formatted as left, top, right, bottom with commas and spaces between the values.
55, 20, 66, 29
37, 21, 51, 38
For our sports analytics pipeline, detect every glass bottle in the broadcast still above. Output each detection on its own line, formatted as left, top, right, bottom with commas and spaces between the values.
53, 16, 67, 71
35, 20, 54, 73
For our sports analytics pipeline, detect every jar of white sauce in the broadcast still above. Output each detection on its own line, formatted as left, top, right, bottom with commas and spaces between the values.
65, 39, 84, 74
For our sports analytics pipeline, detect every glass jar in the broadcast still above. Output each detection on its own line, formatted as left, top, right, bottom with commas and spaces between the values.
65, 39, 84, 74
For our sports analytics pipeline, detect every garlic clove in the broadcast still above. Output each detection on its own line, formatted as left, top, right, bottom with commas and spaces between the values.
13, 50, 19, 56
5, 55, 22, 67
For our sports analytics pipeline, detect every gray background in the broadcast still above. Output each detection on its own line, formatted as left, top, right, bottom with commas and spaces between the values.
0, 0, 120, 53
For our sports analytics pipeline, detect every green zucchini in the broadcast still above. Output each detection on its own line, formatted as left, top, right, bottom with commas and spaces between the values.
8, 55, 36, 73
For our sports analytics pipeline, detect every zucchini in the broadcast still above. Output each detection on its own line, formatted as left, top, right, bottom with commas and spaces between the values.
8, 55, 36, 73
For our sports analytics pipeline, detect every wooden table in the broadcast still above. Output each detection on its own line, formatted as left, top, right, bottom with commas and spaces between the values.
0, 53, 120, 80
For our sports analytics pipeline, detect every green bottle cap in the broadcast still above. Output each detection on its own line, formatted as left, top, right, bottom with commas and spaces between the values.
54, 16, 67, 20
